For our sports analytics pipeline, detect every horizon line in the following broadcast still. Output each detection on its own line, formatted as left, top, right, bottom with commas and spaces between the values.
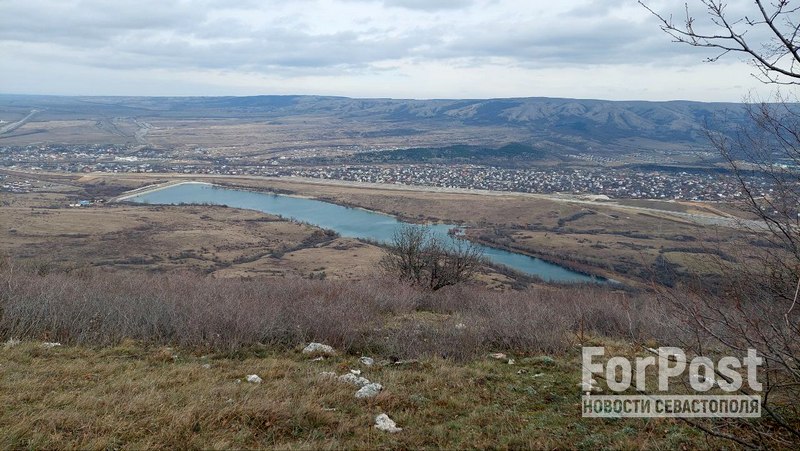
0, 92, 748, 104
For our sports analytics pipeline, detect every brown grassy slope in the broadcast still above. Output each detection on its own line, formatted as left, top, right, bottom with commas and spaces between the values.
0, 341, 718, 450
1, 263, 795, 449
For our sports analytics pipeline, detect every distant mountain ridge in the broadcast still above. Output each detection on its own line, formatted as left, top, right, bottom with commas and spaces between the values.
0, 94, 752, 150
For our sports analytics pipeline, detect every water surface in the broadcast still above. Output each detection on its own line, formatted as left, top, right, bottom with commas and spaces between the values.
129, 182, 603, 283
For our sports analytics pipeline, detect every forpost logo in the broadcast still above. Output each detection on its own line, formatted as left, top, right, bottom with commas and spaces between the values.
581, 347, 763, 418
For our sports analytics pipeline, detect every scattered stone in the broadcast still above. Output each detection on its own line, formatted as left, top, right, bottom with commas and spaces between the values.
246, 374, 262, 384
533, 373, 544, 378
455, 323, 467, 330
393, 359, 419, 366
319, 371, 337, 380
339, 373, 371, 387
42, 342, 62, 349
235, 379, 242, 384
3, 338, 21, 349
350, 369, 362, 376
517, 369, 528, 375
302, 343, 336, 356
374, 413, 402, 433
322, 407, 337, 412
359, 356, 375, 366
356, 383, 383, 399
489, 352, 507, 360
312, 356, 325, 362
201, 363, 211, 369
507, 359, 515, 365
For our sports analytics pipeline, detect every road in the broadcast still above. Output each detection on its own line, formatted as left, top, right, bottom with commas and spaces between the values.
0, 110, 39, 135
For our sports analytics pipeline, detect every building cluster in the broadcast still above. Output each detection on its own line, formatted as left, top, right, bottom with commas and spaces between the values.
278, 165, 766, 201
0, 175, 33, 193
1, 145, 772, 201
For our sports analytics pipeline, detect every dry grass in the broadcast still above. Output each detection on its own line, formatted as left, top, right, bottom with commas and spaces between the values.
0, 262, 793, 448
1, 196, 387, 280
0, 264, 662, 359
0, 341, 718, 450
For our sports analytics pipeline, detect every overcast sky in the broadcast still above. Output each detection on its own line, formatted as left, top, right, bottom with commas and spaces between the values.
0, 0, 779, 101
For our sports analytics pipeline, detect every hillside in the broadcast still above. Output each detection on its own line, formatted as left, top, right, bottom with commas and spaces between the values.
0, 94, 749, 154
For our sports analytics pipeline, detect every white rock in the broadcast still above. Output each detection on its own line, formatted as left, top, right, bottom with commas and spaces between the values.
507, 359, 515, 365
201, 363, 211, 369
339, 373, 371, 387
246, 374, 262, 384
312, 356, 325, 362
3, 338, 21, 349
350, 369, 362, 376
302, 343, 336, 356
374, 413, 402, 433
355, 383, 383, 399
489, 352, 507, 360
42, 342, 62, 349
359, 356, 375, 366
455, 323, 467, 330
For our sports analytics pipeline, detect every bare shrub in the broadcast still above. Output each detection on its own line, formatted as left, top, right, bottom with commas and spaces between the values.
656, 277, 800, 446
639, 1, 800, 445
380, 225, 484, 290
0, 263, 659, 360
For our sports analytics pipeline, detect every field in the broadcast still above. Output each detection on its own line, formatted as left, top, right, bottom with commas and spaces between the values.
1, 169, 767, 287
0, 173, 386, 281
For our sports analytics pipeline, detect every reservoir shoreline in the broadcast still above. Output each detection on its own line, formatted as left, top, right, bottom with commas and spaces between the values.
121, 182, 606, 284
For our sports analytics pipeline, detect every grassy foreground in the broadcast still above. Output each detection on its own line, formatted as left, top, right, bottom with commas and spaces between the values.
0, 341, 717, 450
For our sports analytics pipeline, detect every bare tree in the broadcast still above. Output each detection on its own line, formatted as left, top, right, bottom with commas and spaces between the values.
639, 0, 800, 85
380, 225, 484, 290
641, 1, 800, 446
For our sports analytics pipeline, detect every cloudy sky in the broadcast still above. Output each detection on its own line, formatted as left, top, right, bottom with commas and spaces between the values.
0, 0, 778, 101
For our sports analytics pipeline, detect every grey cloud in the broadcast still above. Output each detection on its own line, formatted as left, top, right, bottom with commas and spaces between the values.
430, 15, 706, 67
0, 0, 736, 76
382, 0, 475, 11
341, 0, 476, 11
52, 26, 429, 73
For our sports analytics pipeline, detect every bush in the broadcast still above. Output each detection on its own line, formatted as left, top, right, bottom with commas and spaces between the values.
0, 263, 661, 359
